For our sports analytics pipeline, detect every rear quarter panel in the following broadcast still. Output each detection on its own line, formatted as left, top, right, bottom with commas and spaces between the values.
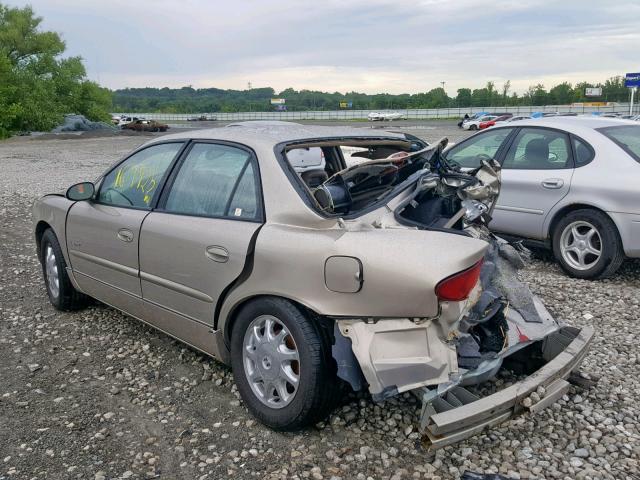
218, 224, 488, 332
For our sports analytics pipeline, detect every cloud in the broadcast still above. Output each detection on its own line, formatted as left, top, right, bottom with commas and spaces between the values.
11, 0, 640, 94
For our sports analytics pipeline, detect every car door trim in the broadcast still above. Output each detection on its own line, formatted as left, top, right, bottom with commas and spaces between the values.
69, 249, 139, 277
139, 271, 214, 303
494, 205, 544, 215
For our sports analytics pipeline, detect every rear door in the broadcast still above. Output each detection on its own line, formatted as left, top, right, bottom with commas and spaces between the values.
138, 142, 263, 352
66, 142, 184, 316
491, 127, 574, 239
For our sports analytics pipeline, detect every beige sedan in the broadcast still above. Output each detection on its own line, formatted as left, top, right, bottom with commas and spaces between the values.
33, 123, 593, 447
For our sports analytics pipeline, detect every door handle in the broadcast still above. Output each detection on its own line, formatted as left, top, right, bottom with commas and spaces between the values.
541, 178, 564, 189
205, 245, 229, 263
117, 228, 134, 243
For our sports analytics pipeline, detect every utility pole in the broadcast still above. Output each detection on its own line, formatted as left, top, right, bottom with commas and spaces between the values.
440, 81, 446, 91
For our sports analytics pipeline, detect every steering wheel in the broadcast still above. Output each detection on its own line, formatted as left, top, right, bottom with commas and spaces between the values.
104, 187, 133, 206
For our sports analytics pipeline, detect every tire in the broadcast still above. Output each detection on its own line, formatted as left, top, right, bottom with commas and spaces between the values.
230, 297, 339, 430
469, 124, 477, 130
552, 209, 624, 279
40, 229, 89, 310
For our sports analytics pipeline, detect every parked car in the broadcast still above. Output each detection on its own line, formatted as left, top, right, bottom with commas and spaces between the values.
463, 115, 498, 131
188, 115, 217, 121
444, 117, 640, 279
367, 111, 404, 121
122, 119, 169, 132
33, 124, 593, 446
479, 114, 512, 129
486, 116, 531, 128
114, 115, 144, 127
458, 112, 488, 128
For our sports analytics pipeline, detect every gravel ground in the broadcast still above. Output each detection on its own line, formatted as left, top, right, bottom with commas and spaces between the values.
0, 125, 639, 480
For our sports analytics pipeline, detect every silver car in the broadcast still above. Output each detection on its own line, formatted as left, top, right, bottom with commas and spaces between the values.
445, 117, 640, 279
33, 124, 593, 447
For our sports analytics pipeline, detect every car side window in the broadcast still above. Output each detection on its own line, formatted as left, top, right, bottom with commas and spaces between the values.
446, 128, 513, 168
503, 128, 572, 170
573, 137, 594, 167
97, 143, 183, 209
164, 143, 260, 220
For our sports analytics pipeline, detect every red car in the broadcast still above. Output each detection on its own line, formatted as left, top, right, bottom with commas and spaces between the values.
479, 114, 512, 129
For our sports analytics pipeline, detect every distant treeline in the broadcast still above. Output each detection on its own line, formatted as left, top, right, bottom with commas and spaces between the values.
113, 77, 632, 114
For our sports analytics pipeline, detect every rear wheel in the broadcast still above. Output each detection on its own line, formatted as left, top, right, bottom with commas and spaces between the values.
552, 209, 624, 279
230, 297, 339, 430
40, 229, 89, 310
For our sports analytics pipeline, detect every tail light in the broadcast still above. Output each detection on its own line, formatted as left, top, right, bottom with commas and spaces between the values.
435, 259, 484, 302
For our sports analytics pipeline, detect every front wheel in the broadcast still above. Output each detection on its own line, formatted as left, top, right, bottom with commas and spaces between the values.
40, 229, 89, 310
552, 209, 624, 279
230, 297, 339, 430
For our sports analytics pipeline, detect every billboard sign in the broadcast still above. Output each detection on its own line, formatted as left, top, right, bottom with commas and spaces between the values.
339, 101, 353, 108
270, 98, 286, 105
624, 73, 640, 88
585, 87, 602, 97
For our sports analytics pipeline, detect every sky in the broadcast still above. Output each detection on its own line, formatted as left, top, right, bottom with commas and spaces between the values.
8, 0, 640, 95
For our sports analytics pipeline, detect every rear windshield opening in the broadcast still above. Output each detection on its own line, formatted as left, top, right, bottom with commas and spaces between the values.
282, 138, 434, 216
597, 125, 640, 163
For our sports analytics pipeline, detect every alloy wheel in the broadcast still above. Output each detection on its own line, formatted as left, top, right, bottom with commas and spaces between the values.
242, 315, 300, 409
45, 245, 60, 299
560, 221, 602, 271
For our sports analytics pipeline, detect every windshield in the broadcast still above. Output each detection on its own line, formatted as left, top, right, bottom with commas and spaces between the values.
597, 125, 640, 163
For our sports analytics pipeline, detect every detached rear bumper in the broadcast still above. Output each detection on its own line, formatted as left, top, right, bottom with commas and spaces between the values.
418, 326, 594, 449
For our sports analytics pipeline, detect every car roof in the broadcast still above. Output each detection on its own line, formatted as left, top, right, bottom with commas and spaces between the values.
146, 123, 406, 148
505, 116, 636, 129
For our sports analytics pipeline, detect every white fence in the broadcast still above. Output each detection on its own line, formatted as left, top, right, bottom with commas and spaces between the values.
114, 103, 632, 122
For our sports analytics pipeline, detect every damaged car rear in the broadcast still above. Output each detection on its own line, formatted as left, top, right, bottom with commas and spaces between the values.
33, 124, 593, 447
264, 126, 594, 446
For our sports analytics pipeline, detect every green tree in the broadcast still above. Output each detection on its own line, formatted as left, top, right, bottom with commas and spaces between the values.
549, 82, 573, 105
455, 88, 472, 108
0, 3, 112, 138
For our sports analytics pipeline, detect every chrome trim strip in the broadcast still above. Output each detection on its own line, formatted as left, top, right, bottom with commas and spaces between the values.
140, 271, 214, 303
494, 204, 544, 215
69, 249, 139, 277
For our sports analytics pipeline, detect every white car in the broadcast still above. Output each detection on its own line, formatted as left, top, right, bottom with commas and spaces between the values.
488, 116, 531, 128
463, 115, 497, 130
367, 111, 404, 122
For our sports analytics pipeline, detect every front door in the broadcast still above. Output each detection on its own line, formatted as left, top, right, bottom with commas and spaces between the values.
66, 142, 184, 315
138, 142, 263, 353
491, 127, 574, 239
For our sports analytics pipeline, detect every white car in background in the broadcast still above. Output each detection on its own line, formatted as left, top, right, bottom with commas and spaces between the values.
368, 111, 404, 121
463, 115, 497, 130
488, 116, 531, 128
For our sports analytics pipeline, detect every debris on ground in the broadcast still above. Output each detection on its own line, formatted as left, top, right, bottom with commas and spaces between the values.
51, 114, 116, 133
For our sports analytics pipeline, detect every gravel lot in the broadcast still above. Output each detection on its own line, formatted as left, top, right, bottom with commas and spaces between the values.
1, 124, 639, 480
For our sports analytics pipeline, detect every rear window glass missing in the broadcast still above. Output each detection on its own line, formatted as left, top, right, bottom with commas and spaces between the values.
597, 125, 640, 163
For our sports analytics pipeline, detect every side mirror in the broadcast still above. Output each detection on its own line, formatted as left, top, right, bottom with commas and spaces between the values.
66, 182, 95, 201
